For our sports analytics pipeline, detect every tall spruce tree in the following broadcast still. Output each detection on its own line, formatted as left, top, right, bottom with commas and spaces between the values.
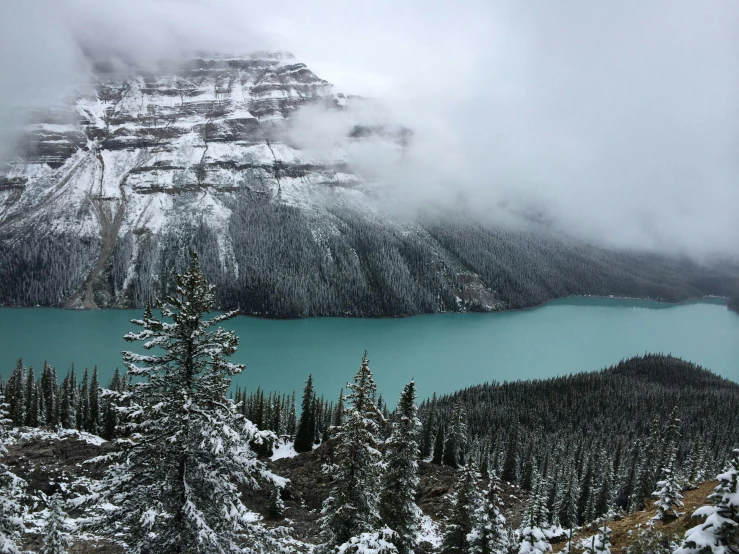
41, 493, 69, 554
294, 375, 315, 453
556, 462, 580, 531
59, 372, 71, 429
474, 470, 509, 554
101, 369, 122, 441
652, 408, 684, 523
0, 389, 24, 554
593, 455, 614, 520
24, 366, 36, 427
41, 362, 57, 427
420, 393, 437, 459
79, 368, 90, 432
441, 462, 482, 554
615, 442, 641, 511
630, 417, 662, 512
657, 407, 680, 477
286, 390, 297, 436
62, 367, 78, 431
518, 475, 552, 554
652, 455, 684, 523
379, 380, 421, 554
84, 253, 283, 553
332, 387, 345, 430
88, 367, 100, 436
521, 454, 536, 493
432, 424, 445, 465
501, 420, 519, 484
684, 440, 704, 487
7, 360, 25, 427
578, 452, 595, 524
443, 401, 468, 468
320, 352, 384, 548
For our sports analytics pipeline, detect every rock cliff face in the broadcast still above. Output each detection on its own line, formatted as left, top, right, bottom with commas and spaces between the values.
1, 52, 737, 316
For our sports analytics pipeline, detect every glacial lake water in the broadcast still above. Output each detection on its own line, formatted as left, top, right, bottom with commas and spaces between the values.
0, 297, 737, 402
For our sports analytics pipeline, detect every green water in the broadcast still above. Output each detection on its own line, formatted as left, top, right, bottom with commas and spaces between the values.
0, 297, 737, 401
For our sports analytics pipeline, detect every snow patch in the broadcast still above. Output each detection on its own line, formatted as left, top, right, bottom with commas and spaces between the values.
270, 438, 299, 461
8, 427, 106, 446
418, 514, 442, 547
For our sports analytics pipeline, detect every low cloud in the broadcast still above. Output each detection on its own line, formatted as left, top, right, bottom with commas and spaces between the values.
1, 0, 737, 258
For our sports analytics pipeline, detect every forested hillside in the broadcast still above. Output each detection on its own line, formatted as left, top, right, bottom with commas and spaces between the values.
1, 259, 737, 552
2, 200, 738, 316
420, 355, 739, 523
428, 354, 739, 470
1, 52, 738, 317
4, 349, 739, 552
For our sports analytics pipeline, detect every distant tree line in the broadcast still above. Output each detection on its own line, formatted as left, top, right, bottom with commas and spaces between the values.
233, 387, 297, 439
1, 361, 127, 440
419, 355, 739, 528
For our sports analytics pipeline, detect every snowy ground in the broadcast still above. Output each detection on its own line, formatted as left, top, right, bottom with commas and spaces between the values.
270, 437, 299, 461
7, 426, 106, 447
418, 514, 442, 548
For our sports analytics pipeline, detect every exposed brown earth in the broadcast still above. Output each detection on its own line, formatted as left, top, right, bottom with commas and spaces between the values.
553, 480, 717, 553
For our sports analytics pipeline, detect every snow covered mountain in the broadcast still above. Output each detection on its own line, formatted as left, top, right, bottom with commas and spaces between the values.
0, 52, 737, 316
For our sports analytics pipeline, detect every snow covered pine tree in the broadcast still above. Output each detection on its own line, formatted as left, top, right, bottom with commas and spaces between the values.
441, 461, 483, 553
0, 389, 24, 554
41, 493, 69, 554
320, 351, 385, 549
294, 374, 316, 453
443, 401, 468, 468
379, 379, 421, 554
580, 516, 612, 554
518, 473, 552, 554
675, 448, 739, 554
474, 470, 510, 554
652, 463, 684, 523
84, 253, 284, 553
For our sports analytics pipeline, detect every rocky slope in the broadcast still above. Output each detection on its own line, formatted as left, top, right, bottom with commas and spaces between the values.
5, 428, 723, 553
7, 429, 522, 552
1, 52, 737, 316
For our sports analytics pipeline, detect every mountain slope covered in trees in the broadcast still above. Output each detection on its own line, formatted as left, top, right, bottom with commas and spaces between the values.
0, 258, 737, 552
422, 355, 739, 529
1, 52, 738, 316
4, 349, 739, 551
430, 354, 739, 457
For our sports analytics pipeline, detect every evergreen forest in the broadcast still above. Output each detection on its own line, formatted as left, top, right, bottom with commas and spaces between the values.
2, 201, 738, 317
0, 256, 737, 553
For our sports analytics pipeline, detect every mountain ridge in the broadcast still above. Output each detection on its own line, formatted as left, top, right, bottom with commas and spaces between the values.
1, 52, 738, 316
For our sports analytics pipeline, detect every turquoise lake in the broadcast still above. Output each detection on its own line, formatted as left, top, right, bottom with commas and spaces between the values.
0, 297, 737, 402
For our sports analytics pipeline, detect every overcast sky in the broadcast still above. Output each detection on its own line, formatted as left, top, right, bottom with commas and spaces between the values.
1, 0, 738, 257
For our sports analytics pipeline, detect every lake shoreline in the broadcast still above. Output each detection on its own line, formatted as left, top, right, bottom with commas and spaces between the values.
0, 294, 731, 321
2, 297, 738, 398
